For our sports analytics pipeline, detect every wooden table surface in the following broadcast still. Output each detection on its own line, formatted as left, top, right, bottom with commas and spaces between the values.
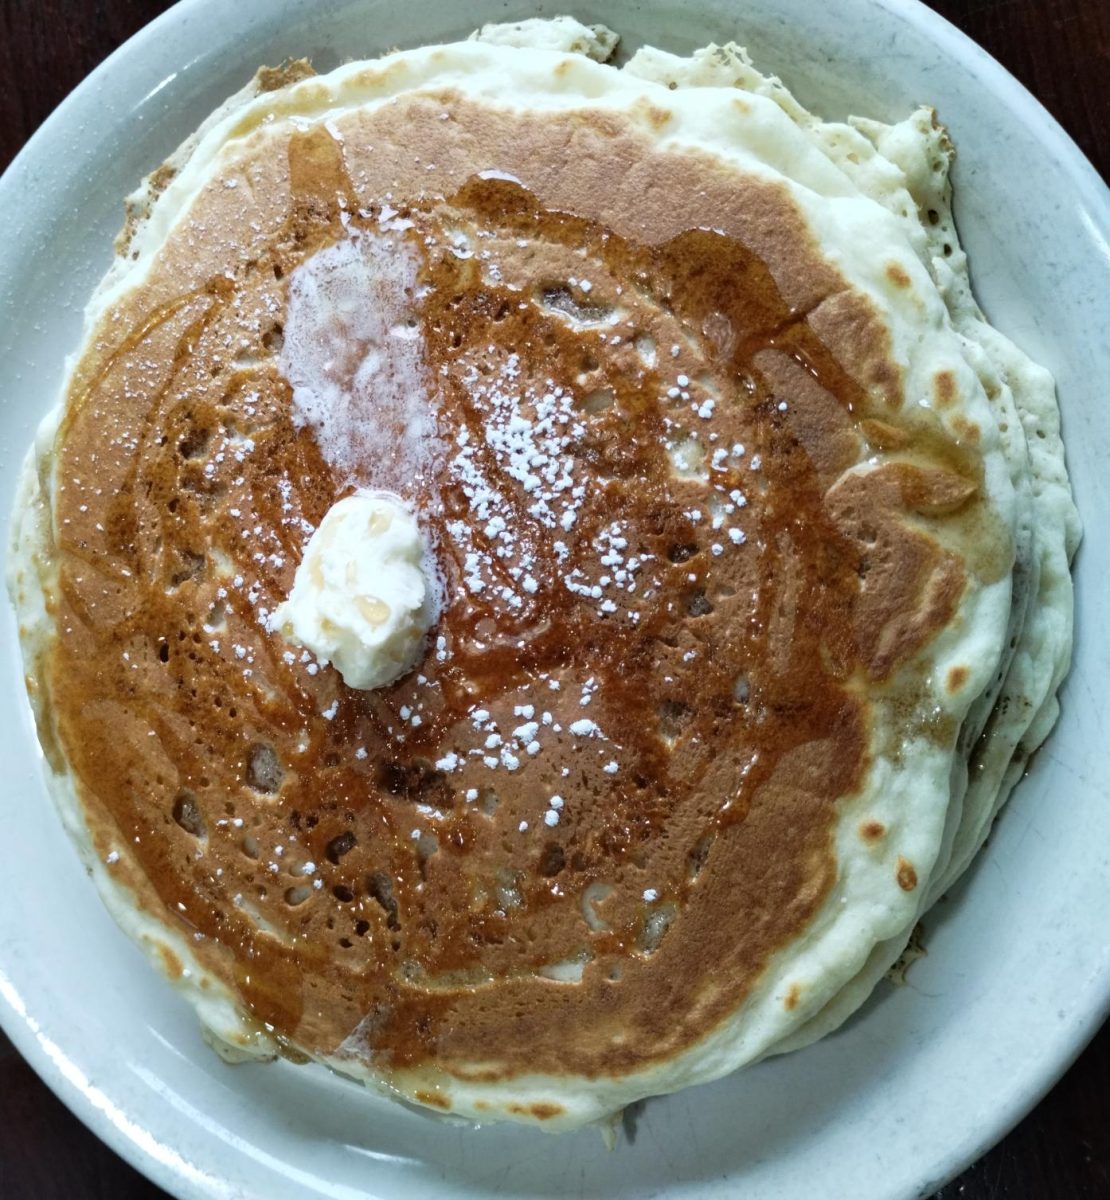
1, 0, 1107, 1196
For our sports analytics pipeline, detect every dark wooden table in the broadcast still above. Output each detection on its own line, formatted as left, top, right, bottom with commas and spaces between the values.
1, 1, 1107, 1196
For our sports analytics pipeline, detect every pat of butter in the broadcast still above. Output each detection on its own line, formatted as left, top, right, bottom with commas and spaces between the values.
271, 491, 434, 689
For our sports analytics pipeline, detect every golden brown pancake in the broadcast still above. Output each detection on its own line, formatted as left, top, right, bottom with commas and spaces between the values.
12, 25, 1073, 1129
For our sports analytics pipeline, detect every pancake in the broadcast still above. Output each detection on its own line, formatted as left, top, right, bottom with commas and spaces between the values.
617, 43, 1079, 1058
7, 17, 1077, 1130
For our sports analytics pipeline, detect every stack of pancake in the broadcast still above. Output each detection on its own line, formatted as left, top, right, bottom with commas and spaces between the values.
7, 17, 1078, 1130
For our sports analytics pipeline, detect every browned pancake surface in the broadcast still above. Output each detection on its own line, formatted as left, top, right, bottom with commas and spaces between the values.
38, 88, 1003, 1089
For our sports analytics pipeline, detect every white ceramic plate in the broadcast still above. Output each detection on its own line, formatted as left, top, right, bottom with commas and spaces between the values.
2, 2, 1108, 1197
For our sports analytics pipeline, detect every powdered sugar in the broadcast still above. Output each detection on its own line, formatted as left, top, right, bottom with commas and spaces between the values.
445, 360, 588, 613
